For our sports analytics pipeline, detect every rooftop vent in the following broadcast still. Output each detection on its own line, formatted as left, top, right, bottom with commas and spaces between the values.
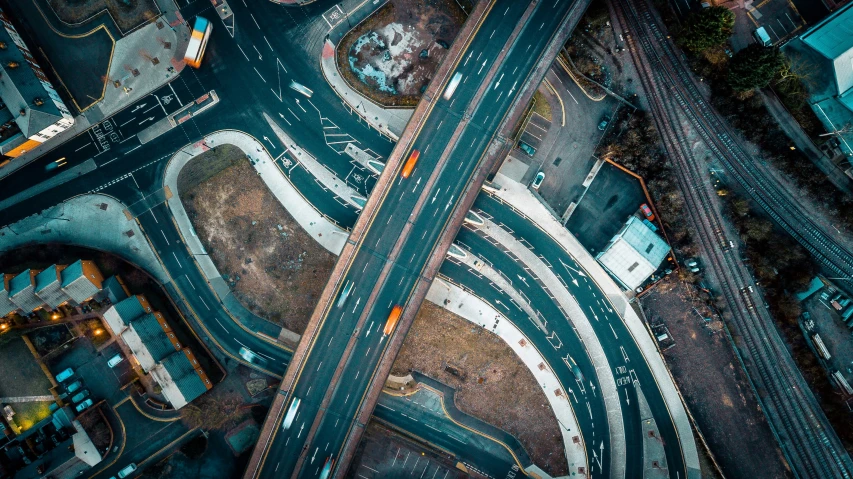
19, 108, 26, 116
33, 98, 43, 106
0, 42, 6, 49
7, 61, 18, 69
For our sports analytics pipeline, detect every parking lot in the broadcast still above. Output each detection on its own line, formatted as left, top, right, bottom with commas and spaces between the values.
530, 66, 620, 216
745, 0, 807, 44
46, 335, 133, 408
348, 422, 465, 479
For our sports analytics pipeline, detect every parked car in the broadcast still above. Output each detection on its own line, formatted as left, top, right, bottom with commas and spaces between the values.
75, 399, 93, 413
640, 203, 655, 221
117, 463, 137, 478
518, 141, 536, 156
753, 27, 772, 47
66, 381, 82, 394
531, 172, 545, 190
71, 390, 89, 404
107, 353, 124, 368
597, 117, 609, 131
55, 368, 74, 383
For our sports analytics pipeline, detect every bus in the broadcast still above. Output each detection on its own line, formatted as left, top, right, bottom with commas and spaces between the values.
383, 305, 403, 336
401, 150, 420, 178
184, 16, 212, 68
443, 72, 462, 100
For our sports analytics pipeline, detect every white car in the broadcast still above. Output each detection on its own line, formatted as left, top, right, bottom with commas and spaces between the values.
336, 281, 354, 308
532, 172, 545, 190
117, 463, 137, 478
282, 397, 301, 430
239, 347, 265, 364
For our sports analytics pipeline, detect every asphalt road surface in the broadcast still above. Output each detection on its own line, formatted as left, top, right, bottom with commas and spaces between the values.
0, 0, 688, 477
253, 1, 602, 477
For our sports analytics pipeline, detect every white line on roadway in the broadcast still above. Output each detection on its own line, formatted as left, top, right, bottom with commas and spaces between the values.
173, 251, 183, 268
160, 230, 170, 245
254, 68, 266, 83
237, 45, 250, 61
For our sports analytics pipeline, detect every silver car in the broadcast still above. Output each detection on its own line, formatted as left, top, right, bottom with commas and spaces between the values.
289, 80, 313, 98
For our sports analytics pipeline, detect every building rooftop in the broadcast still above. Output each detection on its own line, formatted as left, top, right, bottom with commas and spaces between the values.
112, 295, 150, 322
8, 269, 34, 297
0, 16, 64, 138
130, 313, 179, 363
155, 349, 210, 408
596, 216, 670, 290
801, 2, 853, 98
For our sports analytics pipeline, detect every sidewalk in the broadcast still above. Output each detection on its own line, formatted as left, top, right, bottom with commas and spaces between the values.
0, 194, 168, 284
0, 3, 189, 180
489, 172, 701, 476
426, 278, 587, 477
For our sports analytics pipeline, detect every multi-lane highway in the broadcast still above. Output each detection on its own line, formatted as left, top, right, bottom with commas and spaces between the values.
250, 0, 595, 476
0, 0, 696, 477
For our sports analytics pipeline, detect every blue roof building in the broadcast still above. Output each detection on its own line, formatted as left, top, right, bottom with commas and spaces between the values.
34, 265, 70, 309
784, 3, 853, 158
8, 269, 44, 312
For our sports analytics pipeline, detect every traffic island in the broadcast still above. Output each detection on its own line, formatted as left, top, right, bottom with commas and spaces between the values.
177, 144, 336, 339
335, 0, 467, 107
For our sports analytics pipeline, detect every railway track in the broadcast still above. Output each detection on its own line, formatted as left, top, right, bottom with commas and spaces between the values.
625, 4, 853, 281
608, 0, 853, 477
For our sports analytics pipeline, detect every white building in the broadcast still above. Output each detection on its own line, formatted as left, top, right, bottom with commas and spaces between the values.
0, 7, 73, 159
596, 216, 670, 291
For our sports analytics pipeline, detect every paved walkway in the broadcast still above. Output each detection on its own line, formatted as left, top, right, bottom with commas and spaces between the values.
488, 172, 701, 475
0, 395, 54, 403
426, 278, 587, 477
0, 0, 188, 180
0, 194, 168, 284
758, 90, 853, 196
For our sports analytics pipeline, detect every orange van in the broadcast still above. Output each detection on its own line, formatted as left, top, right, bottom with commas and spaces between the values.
384, 305, 403, 335
401, 150, 420, 178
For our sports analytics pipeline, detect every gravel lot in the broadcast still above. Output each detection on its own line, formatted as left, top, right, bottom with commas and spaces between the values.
641, 278, 792, 479
391, 302, 567, 476
180, 149, 336, 335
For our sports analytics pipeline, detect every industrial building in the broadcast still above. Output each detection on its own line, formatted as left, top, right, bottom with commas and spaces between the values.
784, 2, 853, 160
596, 216, 670, 291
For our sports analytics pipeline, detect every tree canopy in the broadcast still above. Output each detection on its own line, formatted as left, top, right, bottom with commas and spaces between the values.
727, 44, 784, 91
679, 7, 735, 54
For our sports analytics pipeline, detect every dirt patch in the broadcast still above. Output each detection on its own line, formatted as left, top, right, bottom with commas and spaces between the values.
391, 302, 567, 476
180, 149, 336, 334
337, 0, 466, 107
47, 0, 159, 33
641, 278, 792, 479
532, 90, 552, 122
